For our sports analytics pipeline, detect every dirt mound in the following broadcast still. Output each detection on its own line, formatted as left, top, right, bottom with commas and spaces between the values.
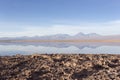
0, 54, 120, 80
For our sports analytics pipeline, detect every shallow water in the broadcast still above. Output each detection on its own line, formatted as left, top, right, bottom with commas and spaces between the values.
0, 42, 120, 55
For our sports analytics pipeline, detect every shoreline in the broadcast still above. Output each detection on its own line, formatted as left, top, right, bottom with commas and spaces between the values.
1, 39, 120, 43
0, 54, 120, 79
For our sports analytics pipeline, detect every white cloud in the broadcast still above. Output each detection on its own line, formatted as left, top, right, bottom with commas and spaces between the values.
0, 20, 120, 37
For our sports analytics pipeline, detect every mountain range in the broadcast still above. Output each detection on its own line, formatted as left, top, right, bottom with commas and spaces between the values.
0, 32, 120, 42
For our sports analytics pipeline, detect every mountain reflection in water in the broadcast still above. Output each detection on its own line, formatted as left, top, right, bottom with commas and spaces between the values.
0, 42, 120, 55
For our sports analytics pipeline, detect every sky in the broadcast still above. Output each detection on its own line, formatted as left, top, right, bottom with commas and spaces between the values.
0, 0, 120, 37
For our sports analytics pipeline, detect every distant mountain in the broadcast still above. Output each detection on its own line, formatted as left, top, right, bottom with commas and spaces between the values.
72, 32, 101, 39
87, 33, 100, 37
75, 32, 85, 37
38, 34, 70, 40
0, 32, 120, 41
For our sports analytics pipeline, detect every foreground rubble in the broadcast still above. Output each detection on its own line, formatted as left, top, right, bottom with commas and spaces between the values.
0, 54, 120, 80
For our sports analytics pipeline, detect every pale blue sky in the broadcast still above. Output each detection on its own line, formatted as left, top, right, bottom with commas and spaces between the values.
0, 0, 120, 37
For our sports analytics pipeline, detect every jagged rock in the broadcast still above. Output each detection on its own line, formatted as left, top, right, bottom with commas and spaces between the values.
0, 54, 120, 79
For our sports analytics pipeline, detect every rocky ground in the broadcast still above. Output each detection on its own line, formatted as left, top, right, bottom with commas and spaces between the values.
0, 54, 120, 80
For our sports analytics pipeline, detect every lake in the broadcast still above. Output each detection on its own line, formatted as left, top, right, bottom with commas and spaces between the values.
0, 42, 120, 56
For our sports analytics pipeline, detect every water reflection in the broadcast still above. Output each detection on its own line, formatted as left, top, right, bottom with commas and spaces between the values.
0, 42, 120, 55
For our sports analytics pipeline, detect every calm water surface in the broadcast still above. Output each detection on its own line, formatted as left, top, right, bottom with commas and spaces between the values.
0, 42, 120, 56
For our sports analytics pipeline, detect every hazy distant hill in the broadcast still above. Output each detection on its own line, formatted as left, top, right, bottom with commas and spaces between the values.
0, 32, 120, 41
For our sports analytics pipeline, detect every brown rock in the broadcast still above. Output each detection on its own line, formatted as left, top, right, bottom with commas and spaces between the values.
0, 54, 120, 79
